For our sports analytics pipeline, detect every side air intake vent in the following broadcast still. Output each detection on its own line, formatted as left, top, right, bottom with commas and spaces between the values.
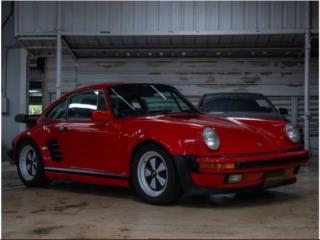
47, 140, 62, 161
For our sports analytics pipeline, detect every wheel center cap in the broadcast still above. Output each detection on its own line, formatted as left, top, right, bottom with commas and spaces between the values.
151, 171, 157, 177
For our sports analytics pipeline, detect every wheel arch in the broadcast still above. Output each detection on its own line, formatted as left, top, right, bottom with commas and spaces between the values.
129, 139, 173, 169
14, 136, 39, 162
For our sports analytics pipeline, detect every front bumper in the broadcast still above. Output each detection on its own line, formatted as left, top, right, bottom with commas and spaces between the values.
174, 148, 309, 195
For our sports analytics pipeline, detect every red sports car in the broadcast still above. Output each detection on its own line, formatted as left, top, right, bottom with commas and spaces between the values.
10, 83, 309, 204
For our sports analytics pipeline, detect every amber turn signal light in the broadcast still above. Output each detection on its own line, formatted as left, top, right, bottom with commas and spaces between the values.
199, 162, 236, 170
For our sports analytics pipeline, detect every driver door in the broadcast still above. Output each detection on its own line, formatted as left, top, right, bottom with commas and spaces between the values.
61, 90, 120, 174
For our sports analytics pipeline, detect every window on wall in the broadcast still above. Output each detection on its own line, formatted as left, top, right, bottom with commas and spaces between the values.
28, 69, 43, 115
29, 105, 42, 115
68, 90, 107, 120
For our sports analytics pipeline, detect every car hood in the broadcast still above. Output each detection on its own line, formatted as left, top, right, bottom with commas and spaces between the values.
133, 113, 294, 154
134, 113, 237, 129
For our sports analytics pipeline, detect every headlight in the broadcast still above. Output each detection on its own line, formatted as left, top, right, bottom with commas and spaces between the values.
202, 127, 220, 150
285, 123, 300, 143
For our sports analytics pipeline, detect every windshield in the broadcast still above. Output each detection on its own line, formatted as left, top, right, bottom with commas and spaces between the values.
109, 84, 197, 117
201, 95, 277, 115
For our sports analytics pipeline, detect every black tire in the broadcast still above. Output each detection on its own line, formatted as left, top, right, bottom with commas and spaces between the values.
131, 143, 182, 205
16, 140, 51, 187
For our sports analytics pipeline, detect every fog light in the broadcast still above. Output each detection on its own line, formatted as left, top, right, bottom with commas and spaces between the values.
226, 174, 242, 183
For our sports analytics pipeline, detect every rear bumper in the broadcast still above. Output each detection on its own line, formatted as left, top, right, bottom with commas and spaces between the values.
174, 148, 309, 195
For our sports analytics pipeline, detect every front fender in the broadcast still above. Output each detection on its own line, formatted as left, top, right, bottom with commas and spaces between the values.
120, 122, 208, 174
11, 125, 49, 163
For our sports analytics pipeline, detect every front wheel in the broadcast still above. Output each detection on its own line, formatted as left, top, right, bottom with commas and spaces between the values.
131, 144, 182, 205
16, 140, 51, 187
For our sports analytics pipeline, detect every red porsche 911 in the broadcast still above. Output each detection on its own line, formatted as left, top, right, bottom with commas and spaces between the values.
10, 83, 309, 204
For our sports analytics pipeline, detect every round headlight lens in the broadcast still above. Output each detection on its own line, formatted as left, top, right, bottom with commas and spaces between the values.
285, 123, 300, 143
202, 127, 220, 150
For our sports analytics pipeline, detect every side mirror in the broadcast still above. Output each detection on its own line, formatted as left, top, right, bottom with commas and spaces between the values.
91, 111, 112, 122
279, 108, 289, 115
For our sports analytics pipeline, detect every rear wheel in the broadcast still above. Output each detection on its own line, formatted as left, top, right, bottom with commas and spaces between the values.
131, 143, 182, 205
16, 140, 51, 187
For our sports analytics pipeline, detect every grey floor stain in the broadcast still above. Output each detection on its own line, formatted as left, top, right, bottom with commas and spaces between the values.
32, 225, 64, 235
3, 210, 16, 214
31, 209, 47, 214
53, 202, 88, 212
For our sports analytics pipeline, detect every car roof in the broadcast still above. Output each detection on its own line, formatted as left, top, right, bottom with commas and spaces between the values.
201, 92, 265, 98
198, 92, 266, 106
44, 82, 176, 114
62, 82, 174, 97
67, 82, 121, 94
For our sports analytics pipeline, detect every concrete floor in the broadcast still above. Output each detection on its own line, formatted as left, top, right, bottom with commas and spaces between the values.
2, 159, 319, 239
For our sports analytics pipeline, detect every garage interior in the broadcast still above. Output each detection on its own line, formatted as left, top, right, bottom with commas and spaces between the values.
2, 1, 319, 238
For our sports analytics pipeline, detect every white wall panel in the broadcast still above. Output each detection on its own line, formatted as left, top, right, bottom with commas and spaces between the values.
244, 2, 256, 30
206, 1, 219, 31
16, 1, 317, 35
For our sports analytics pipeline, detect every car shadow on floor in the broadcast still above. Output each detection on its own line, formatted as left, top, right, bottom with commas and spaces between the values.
179, 189, 302, 209
48, 181, 302, 208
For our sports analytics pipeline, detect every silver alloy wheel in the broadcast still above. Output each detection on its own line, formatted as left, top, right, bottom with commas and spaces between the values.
19, 145, 38, 181
137, 151, 168, 197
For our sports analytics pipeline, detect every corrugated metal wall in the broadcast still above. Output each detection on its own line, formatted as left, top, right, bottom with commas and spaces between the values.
44, 56, 319, 135
16, 1, 318, 35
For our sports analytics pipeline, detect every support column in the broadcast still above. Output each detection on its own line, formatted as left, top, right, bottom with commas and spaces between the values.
304, 2, 310, 150
56, 2, 62, 99
291, 96, 298, 127
2, 48, 28, 161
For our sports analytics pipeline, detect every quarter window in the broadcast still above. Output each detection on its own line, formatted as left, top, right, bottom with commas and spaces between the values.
46, 100, 67, 120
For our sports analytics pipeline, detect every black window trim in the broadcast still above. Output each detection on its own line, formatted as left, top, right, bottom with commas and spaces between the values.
44, 89, 107, 122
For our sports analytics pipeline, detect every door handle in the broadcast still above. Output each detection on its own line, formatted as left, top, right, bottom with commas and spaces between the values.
59, 126, 67, 133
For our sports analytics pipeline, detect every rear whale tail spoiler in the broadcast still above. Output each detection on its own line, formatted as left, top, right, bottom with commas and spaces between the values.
15, 114, 40, 128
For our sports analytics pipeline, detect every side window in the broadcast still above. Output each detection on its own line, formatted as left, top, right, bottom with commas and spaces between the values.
46, 100, 67, 120
68, 91, 98, 120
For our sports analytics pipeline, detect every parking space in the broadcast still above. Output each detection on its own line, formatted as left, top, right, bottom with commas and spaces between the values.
3, 159, 318, 239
